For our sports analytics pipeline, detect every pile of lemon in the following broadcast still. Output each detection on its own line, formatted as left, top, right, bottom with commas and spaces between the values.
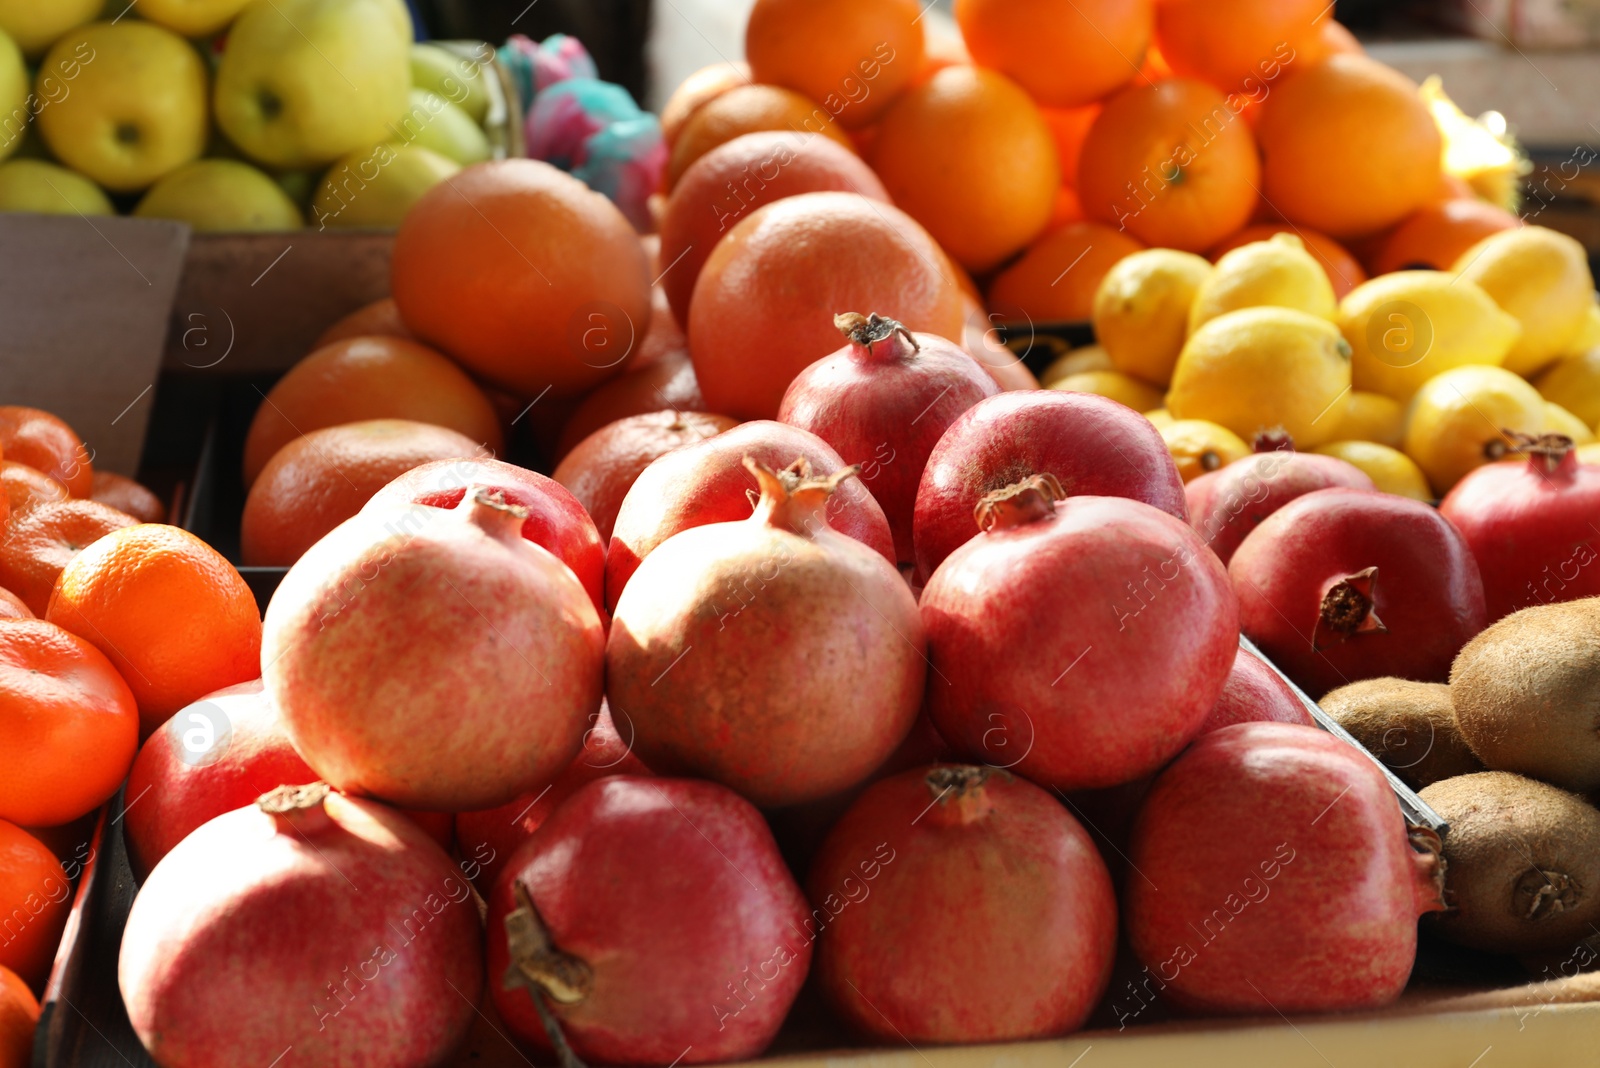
1042, 225, 1600, 500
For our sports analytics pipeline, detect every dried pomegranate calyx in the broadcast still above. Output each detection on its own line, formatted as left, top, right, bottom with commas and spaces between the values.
834, 311, 919, 358
503, 881, 593, 1006
975, 473, 1064, 533
1314, 566, 1387, 649
745, 455, 860, 532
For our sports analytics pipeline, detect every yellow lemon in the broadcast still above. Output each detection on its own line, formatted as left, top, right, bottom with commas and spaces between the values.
1144, 407, 1175, 430
1160, 419, 1250, 483
1327, 390, 1405, 448
1579, 441, 1600, 466
1188, 233, 1338, 334
1047, 370, 1164, 413
1040, 343, 1111, 385
1337, 270, 1520, 402
1167, 306, 1352, 449
1534, 346, 1600, 430
1403, 365, 1548, 493
1313, 441, 1433, 501
1092, 249, 1213, 387
1564, 303, 1600, 356
1544, 402, 1595, 445
1453, 225, 1594, 377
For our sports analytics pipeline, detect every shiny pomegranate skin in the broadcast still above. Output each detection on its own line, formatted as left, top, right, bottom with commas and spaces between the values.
1197, 646, 1314, 735
1186, 450, 1374, 564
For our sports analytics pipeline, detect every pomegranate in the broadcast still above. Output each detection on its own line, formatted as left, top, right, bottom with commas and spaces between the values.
605, 420, 894, 613
364, 457, 607, 617
914, 391, 1187, 582
922, 477, 1237, 790
1124, 723, 1446, 1016
1186, 445, 1375, 564
1197, 645, 1313, 735
810, 765, 1116, 1043
120, 784, 483, 1068
1439, 433, 1600, 621
608, 461, 924, 807
555, 352, 705, 460
264, 489, 604, 811
777, 312, 997, 565
456, 701, 652, 893
1230, 487, 1487, 697
487, 776, 809, 1065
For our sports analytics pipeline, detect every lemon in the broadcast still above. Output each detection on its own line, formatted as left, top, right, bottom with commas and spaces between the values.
1580, 442, 1600, 466
1453, 226, 1594, 378
1188, 233, 1337, 334
1327, 390, 1405, 448
1144, 408, 1175, 429
1565, 304, 1600, 356
1047, 370, 1165, 413
1535, 348, 1600, 430
1313, 441, 1434, 501
1160, 419, 1250, 483
1092, 249, 1212, 388
1040, 344, 1112, 385
1544, 402, 1595, 445
1167, 306, 1352, 449
1403, 365, 1548, 493
1337, 270, 1521, 402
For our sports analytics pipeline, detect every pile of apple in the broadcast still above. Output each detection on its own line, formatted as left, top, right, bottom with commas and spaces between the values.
0, 0, 493, 229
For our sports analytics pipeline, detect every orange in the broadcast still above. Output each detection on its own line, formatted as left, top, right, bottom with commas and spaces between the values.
312, 297, 414, 350
1041, 104, 1101, 189
0, 964, 39, 1068
0, 463, 66, 519
47, 524, 261, 737
0, 590, 29, 621
1322, 18, 1364, 56
0, 819, 70, 988
392, 161, 653, 402
0, 408, 91, 498
1048, 186, 1086, 231
987, 222, 1147, 323
240, 419, 483, 567
661, 62, 751, 148
1255, 54, 1442, 239
667, 84, 855, 190
1155, 0, 1327, 98
868, 66, 1060, 273
555, 353, 707, 460
88, 472, 163, 524
0, 619, 138, 826
1078, 79, 1260, 252
0, 500, 136, 615
746, 0, 924, 130
914, 27, 970, 87
1367, 199, 1523, 275
1210, 223, 1368, 299
957, 0, 1149, 107
688, 191, 966, 419
242, 336, 504, 487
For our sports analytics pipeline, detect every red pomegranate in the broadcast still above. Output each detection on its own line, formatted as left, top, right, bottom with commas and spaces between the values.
1186, 447, 1375, 564
1229, 487, 1487, 697
455, 701, 652, 893
487, 776, 809, 1065
922, 477, 1237, 790
777, 312, 997, 565
914, 391, 1188, 582
605, 419, 895, 613
264, 489, 604, 811
1439, 434, 1600, 621
1197, 646, 1313, 736
1124, 723, 1446, 1015
810, 765, 1117, 1043
120, 784, 483, 1068
608, 461, 924, 807
364, 457, 606, 617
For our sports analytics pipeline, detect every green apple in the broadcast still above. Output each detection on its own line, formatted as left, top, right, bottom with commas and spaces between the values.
134, 158, 303, 231
0, 25, 26, 163
36, 22, 208, 193
311, 143, 459, 229
0, 0, 101, 58
215, 0, 411, 170
0, 159, 113, 215
138, 0, 257, 39
392, 89, 490, 166
411, 42, 490, 125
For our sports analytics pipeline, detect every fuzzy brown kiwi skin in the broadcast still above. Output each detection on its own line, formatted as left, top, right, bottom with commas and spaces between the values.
1420, 771, 1600, 954
1450, 598, 1600, 793
1321, 677, 1484, 790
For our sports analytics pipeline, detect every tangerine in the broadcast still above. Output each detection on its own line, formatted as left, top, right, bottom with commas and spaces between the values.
746, 0, 924, 130
957, 0, 1150, 108
0, 408, 90, 498
660, 62, 751, 148
0, 820, 70, 988
1154, 0, 1327, 98
0, 499, 136, 615
988, 223, 1147, 324
312, 297, 414, 350
0, 964, 38, 1068
1368, 199, 1522, 275
667, 84, 854, 189
87, 472, 163, 524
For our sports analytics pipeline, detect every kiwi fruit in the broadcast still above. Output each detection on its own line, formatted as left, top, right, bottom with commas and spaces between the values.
1451, 597, 1600, 792
1420, 771, 1600, 954
1320, 677, 1483, 789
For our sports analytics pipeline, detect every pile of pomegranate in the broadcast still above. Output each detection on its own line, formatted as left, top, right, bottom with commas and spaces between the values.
117, 307, 1588, 1068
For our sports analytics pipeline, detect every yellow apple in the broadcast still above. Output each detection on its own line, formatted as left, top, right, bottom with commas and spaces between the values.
135, 159, 303, 231
36, 22, 208, 193
411, 42, 490, 125
392, 89, 490, 166
0, 25, 25, 163
0, 0, 101, 58
138, 0, 257, 39
215, 0, 411, 169
0, 159, 113, 215
311, 143, 459, 229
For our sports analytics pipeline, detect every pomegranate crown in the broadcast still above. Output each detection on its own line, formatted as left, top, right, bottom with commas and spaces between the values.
1485, 429, 1574, 473
834, 312, 920, 357
975, 473, 1064, 534
744, 456, 859, 517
